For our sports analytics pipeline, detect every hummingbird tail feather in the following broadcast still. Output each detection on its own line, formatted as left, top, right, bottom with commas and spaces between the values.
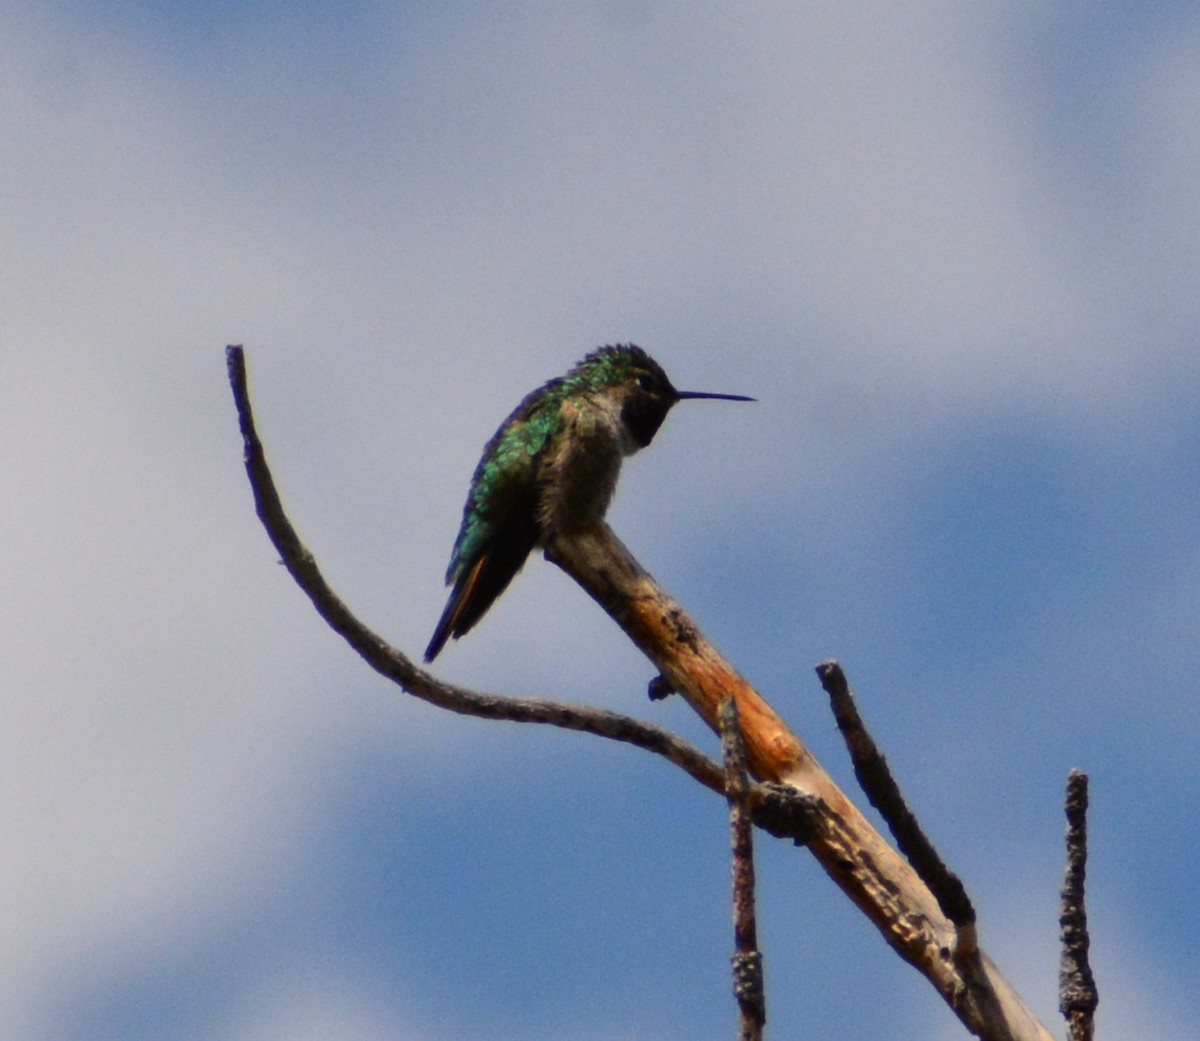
424, 556, 488, 662
423, 515, 539, 662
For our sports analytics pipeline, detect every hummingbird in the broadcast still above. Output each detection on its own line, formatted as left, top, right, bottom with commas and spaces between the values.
424, 344, 753, 662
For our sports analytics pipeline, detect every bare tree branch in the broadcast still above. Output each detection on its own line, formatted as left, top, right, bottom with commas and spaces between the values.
721, 697, 765, 1041
816, 660, 977, 956
1059, 769, 1098, 1041
229, 345, 1059, 1041
546, 524, 1056, 1041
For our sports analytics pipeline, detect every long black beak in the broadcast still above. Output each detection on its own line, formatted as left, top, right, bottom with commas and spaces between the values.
676, 390, 756, 402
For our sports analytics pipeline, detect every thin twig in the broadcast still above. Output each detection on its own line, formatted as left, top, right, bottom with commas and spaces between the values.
226, 345, 725, 793
1059, 770, 1098, 1041
721, 697, 766, 1041
816, 660, 977, 955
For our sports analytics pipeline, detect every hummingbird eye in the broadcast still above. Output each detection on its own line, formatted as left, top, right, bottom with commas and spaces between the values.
634, 373, 655, 392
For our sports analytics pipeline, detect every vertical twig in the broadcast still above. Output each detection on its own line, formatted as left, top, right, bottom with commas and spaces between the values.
721, 697, 766, 1041
1059, 769, 1098, 1041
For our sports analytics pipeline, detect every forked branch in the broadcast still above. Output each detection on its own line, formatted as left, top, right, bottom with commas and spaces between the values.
228, 346, 1056, 1041
545, 535, 1053, 1041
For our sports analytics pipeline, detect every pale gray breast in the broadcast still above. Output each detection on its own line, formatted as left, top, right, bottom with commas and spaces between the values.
536, 396, 625, 533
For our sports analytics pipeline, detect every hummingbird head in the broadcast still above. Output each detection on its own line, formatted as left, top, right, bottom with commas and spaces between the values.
567, 344, 755, 450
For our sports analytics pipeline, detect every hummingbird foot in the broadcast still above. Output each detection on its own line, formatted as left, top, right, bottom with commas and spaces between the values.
648, 674, 677, 701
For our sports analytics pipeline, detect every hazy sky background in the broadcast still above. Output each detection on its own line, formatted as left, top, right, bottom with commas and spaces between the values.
4, 2, 1199, 1039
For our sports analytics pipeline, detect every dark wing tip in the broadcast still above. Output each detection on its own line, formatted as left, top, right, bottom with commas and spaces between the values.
423, 503, 541, 664
424, 556, 487, 662
423, 625, 449, 663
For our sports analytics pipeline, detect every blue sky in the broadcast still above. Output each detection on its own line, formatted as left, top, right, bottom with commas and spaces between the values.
4, 2, 1199, 1038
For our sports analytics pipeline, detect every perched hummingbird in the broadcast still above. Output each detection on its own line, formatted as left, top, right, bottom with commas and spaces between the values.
424, 344, 753, 662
